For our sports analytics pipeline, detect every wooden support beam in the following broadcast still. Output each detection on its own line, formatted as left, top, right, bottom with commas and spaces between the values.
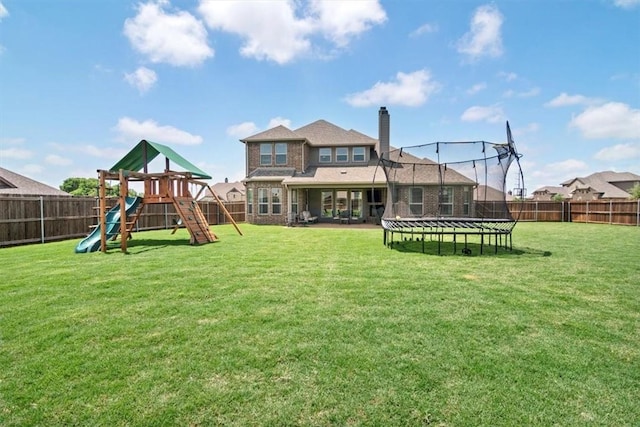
207, 185, 243, 236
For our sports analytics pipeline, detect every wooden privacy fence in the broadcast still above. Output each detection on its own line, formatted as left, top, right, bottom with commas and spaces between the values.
507, 200, 640, 226
0, 196, 245, 248
1, 197, 638, 248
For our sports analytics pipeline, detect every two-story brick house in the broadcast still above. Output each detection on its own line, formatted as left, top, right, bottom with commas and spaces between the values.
241, 107, 477, 225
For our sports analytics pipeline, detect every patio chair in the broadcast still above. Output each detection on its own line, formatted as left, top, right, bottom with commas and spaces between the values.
300, 210, 318, 224
334, 210, 350, 224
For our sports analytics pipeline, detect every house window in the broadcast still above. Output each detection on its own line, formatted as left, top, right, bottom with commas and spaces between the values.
275, 143, 287, 165
290, 189, 298, 215
319, 148, 331, 163
351, 190, 362, 218
352, 147, 365, 162
321, 190, 333, 217
463, 187, 471, 216
336, 147, 348, 163
258, 188, 269, 214
247, 188, 253, 214
336, 190, 348, 214
271, 188, 282, 214
409, 187, 423, 216
260, 144, 272, 166
440, 186, 453, 216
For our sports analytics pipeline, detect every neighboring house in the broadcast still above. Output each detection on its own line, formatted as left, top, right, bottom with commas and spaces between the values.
0, 167, 70, 196
201, 179, 245, 203
561, 171, 640, 201
531, 186, 571, 201
240, 107, 478, 225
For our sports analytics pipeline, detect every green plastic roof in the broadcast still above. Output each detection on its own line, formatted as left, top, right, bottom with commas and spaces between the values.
110, 140, 211, 179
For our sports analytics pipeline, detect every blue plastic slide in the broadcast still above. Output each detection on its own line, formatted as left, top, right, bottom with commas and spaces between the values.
75, 196, 142, 253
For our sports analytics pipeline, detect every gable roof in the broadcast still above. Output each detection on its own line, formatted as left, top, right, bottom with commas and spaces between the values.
201, 181, 245, 202
241, 125, 304, 142
241, 119, 377, 147
295, 120, 376, 146
0, 167, 71, 196
561, 171, 640, 198
110, 140, 211, 179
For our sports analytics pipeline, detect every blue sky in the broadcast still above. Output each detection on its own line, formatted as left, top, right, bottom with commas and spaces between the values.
1, 0, 639, 195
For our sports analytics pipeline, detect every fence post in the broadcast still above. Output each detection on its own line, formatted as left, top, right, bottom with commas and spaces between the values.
586, 201, 589, 223
561, 201, 564, 222
637, 199, 639, 227
609, 200, 612, 225
535, 201, 538, 222
40, 196, 45, 244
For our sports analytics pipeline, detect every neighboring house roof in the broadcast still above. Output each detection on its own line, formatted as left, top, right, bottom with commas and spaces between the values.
0, 167, 71, 196
560, 171, 640, 198
201, 181, 245, 202
532, 186, 571, 197
241, 120, 377, 147
110, 140, 211, 179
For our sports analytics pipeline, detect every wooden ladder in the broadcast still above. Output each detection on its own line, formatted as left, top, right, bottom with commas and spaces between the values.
173, 197, 217, 245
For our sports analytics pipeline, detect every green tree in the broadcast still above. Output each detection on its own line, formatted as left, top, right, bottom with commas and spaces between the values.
60, 177, 119, 197
629, 183, 640, 200
552, 193, 564, 202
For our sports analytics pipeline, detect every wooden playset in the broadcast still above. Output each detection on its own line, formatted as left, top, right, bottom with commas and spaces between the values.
87, 140, 241, 253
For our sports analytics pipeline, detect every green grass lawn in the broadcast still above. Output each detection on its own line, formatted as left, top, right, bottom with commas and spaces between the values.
1, 222, 639, 426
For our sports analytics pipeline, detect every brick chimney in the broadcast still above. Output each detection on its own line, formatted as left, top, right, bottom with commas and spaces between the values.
378, 106, 390, 158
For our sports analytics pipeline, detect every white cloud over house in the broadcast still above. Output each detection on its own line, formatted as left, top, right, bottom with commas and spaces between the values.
344, 69, 440, 107
457, 4, 504, 61
124, 67, 158, 93
227, 122, 260, 138
594, 143, 640, 161
124, 0, 213, 67
460, 104, 505, 123
197, 0, 386, 64
545, 92, 600, 107
569, 102, 640, 139
113, 117, 203, 145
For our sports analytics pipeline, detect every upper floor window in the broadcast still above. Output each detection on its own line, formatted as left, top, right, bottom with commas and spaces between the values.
260, 144, 272, 165
336, 147, 348, 162
352, 147, 366, 162
319, 148, 331, 163
275, 143, 287, 165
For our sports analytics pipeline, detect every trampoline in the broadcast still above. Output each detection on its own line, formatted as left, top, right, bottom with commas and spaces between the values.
375, 121, 524, 255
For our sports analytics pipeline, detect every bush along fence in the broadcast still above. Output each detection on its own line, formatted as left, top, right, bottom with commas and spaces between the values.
1, 197, 638, 248
0, 195, 245, 248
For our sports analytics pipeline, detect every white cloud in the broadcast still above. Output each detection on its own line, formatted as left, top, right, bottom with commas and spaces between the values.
45, 154, 73, 166
594, 142, 640, 161
124, 0, 213, 67
613, 0, 640, 9
570, 102, 640, 139
457, 4, 503, 61
344, 69, 440, 107
309, 0, 387, 47
197, 0, 386, 64
498, 71, 517, 82
461, 105, 505, 123
467, 82, 487, 95
0, 2, 8, 20
0, 147, 33, 159
113, 117, 203, 145
227, 122, 260, 138
503, 87, 540, 98
124, 67, 158, 93
545, 92, 599, 107
410, 22, 438, 38
267, 117, 292, 128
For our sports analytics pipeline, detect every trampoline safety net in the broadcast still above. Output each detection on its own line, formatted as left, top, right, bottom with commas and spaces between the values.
375, 121, 524, 254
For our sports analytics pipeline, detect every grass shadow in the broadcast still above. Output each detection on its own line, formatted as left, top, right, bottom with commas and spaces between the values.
388, 239, 551, 257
